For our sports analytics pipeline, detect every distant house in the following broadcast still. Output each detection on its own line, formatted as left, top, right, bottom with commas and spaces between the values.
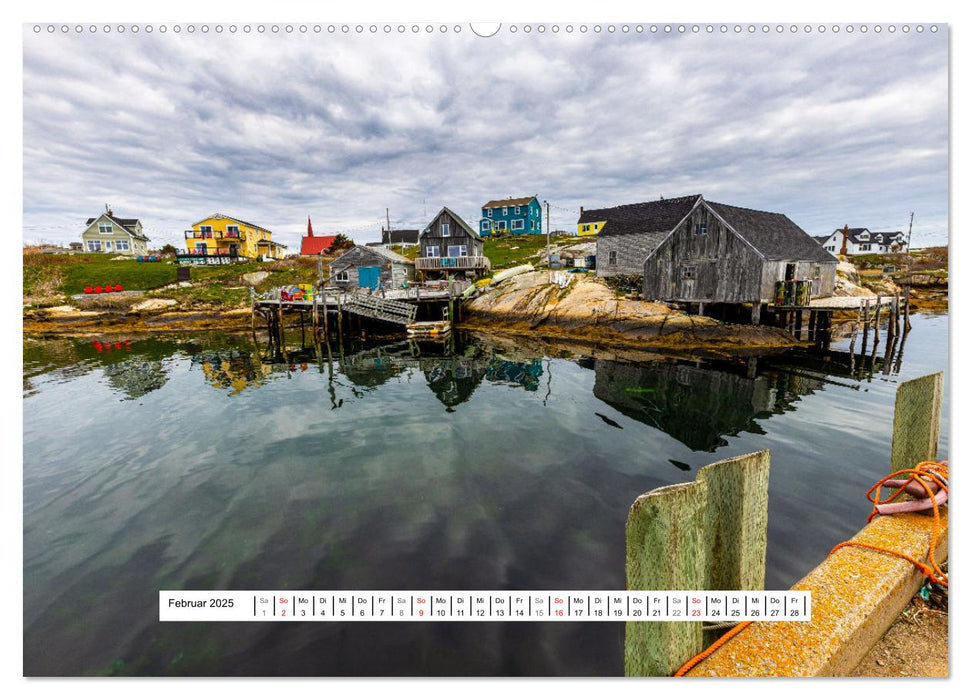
381, 227, 420, 246
642, 195, 838, 305
816, 228, 907, 255
329, 245, 415, 291
300, 219, 338, 256
480, 196, 542, 235
583, 195, 701, 277
80, 210, 150, 255
416, 207, 489, 279
185, 214, 286, 260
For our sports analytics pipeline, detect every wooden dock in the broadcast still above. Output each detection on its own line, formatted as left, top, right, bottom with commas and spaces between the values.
766, 294, 908, 346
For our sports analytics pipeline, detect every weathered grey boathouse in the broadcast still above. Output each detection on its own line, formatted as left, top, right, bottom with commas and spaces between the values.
582, 195, 700, 277
641, 196, 837, 306
329, 245, 415, 291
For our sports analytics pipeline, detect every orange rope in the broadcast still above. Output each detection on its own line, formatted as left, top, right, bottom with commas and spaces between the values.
829, 461, 948, 588
672, 460, 948, 678
673, 621, 751, 677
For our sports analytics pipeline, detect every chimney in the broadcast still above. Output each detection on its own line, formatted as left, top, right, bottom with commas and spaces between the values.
579, 206, 584, 215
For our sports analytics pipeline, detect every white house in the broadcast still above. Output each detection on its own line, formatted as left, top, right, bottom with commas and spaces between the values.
816, 228, 907, 255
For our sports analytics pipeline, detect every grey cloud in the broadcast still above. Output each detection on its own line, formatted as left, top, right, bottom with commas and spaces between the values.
23, 28, 948, 249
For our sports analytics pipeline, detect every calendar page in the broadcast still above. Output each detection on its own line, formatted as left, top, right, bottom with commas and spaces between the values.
20, 4, 950, 683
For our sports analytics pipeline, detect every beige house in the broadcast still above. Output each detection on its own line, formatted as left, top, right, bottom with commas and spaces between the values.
81, 211, 150, 255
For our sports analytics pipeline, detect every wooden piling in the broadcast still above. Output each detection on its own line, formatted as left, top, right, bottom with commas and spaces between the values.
903, 287, 912, 333
861, 300, 870, 352
872, 295, 882, 345
890, 372, 944, 474
625, 482, 707, 677
625, 450, 770, 676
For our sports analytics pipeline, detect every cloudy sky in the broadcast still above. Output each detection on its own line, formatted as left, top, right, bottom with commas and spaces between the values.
22, 23, 948, 250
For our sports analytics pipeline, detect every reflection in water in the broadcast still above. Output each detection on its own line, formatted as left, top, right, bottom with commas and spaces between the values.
593, 358, 823, 451
22, 315, 948, 676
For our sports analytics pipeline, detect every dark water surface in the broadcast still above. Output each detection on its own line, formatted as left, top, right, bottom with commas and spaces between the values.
23, 314, 948, 676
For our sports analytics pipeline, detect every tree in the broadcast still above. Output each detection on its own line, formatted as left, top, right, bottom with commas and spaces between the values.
331, 233, 353, 251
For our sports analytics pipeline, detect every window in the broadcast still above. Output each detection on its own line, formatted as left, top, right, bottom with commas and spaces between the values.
116, 239, 130, 251
531, 220, 536, 231
860, 244, 871, 251
447, 245, 468, 257
695, 222, 708, 235
512, 219, 525, 231
87, 240, 102, 252
98, 222, 112, 234
515, 206, 521, 214
582, 224, 591, 232
826, 245, 835, 251
226, 225, 239, 236
486, 208, 492, 216
104, 241, 112, 252
812, 266, 821, 280
859, 232, 869, 240
335, 270, 349, 282
681, 265, 697, 280
482, 221, 491, 232
608, 250, 617, 265
442, 223, 450, 236
195, 243, 208, 254
502, 207, 508, 216
426, 246, 440, 257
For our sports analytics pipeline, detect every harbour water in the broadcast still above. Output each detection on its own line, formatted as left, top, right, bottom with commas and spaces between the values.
22, 313, 948, 675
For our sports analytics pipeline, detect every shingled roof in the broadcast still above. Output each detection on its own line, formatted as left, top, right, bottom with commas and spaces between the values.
422, 207, 482, 240
580, 195, 701, 236
86, 214, 150, 241
482, 195, 536, 210
382, 228, 420, 245
828, 228, 905, 246
707, 201, 837, 263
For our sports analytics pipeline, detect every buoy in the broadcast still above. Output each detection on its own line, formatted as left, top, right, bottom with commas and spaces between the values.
84, 286, 93, 294
115, 284, 123, 292
104, 285, 114, 293
94, 285, 103, 293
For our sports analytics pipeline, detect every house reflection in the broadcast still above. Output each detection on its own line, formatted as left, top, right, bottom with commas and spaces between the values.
592, 358, 824, 451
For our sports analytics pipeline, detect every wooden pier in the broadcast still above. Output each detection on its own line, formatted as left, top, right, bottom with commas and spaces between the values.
251, 283, 463, 353
766, 294, 908, 347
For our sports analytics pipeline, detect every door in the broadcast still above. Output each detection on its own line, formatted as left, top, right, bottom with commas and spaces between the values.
358, 266, 381, 290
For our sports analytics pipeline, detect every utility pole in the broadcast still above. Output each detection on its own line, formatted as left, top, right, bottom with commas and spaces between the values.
386, 207, 392, 249
906, 211, 914, 255
545, 200, 551, 270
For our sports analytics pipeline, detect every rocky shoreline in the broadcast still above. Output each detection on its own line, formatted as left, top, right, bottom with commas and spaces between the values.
461, 271, 801, 352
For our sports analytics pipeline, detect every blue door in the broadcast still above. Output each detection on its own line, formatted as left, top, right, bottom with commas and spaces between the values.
358, 266, 381, 290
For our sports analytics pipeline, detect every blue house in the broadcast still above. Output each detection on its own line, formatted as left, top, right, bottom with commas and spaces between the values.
480, 195, 542, 235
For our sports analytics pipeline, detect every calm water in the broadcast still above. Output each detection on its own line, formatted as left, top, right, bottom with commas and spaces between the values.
23, 314, 948, 676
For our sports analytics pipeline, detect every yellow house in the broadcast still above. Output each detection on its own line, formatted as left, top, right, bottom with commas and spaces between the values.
185, 213, 287, 260
576, 207, 605, 236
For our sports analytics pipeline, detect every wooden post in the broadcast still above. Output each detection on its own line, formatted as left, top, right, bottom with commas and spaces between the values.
750, 302, 761, 325
873, 295, 882, 345
625, 450, 770, 676
890, 372, 944, 474
904, 289, 912, 333
794, 309, 803, 339
861, 300, 870, 352
626, 482, 707, 677
849, 301, 862, 357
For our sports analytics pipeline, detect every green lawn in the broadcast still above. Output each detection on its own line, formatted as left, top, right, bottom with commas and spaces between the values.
483, 234, 576, 270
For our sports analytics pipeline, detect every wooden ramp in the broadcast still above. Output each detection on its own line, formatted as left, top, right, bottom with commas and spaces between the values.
342, 291, 417, 326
